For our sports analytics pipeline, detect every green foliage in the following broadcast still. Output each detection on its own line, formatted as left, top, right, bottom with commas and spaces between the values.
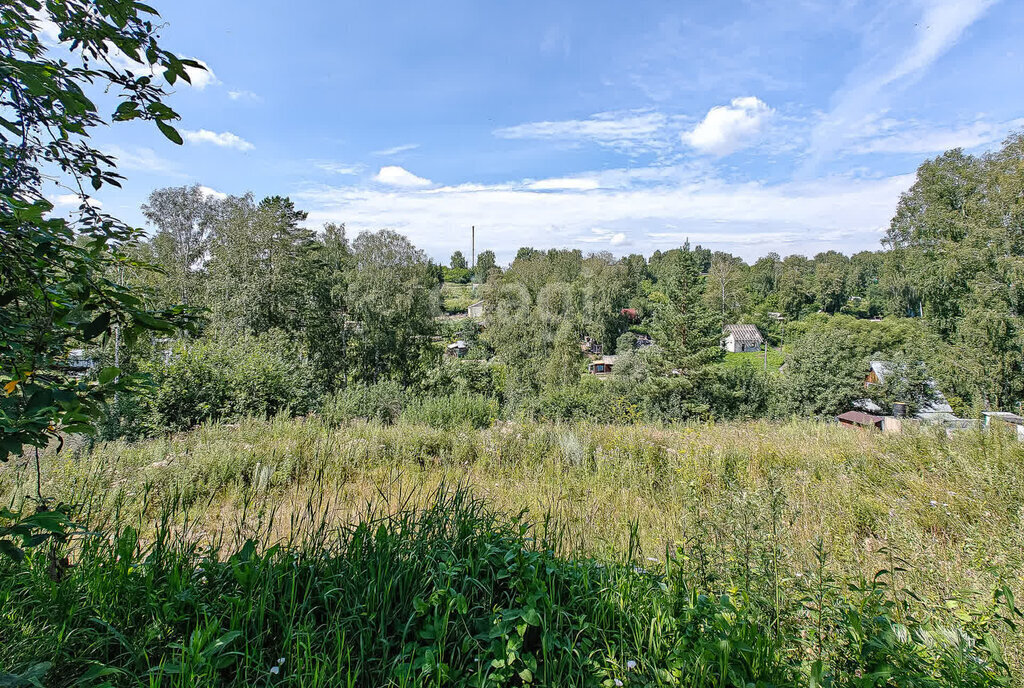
320, 381, 406, 425
1, 0, 198, 463
347, 230, 441, 386
443, 266, 472, 283
401, 393, 499, 429
779, 327, 864, 416
0, 484, 1014, 687
450, 250, 468, 270
147, 332, 314, 431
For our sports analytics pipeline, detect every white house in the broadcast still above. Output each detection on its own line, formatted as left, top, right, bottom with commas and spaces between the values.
467, 300, 484, 318
722, 324, 763, 353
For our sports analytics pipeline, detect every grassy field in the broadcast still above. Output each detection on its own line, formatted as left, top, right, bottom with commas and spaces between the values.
441, 282, 477, 314
719, 348, 785, 370
2, 417, 1023, 686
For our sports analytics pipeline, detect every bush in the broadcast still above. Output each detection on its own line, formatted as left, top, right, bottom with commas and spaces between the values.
320, 381, 406, 425
147, 331, 314, 431
400, 393, 498, 429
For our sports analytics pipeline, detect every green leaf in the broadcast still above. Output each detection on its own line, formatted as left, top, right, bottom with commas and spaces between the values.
156, 120, 183, 145
521, 607, 542, 626
82, 312, 111, 340
0, 540, 26, 563
98, 367, 120, 385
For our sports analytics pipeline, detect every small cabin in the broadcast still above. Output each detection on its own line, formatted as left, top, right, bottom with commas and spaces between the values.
467, 300, 484, 318
445, 340, 469, 358
587, 355, 617, 376
837, 410, 884, 430
722, 324, 763, 353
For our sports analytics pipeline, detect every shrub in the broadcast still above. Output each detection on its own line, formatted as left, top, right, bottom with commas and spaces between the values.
147, 331, 314, 431
320, 381, 406, 425
400, 393, 498, 429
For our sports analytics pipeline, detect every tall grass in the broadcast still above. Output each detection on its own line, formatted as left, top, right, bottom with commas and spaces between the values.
2, 417, 1023, 685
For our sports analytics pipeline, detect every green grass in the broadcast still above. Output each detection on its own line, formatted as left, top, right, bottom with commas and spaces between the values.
2, 418, 1023, 686
442, 282, 477, 314
719, 348, 785, 370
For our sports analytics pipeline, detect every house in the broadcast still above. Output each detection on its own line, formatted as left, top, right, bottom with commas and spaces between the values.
983, 412, 1024, 441
864, 360, 957, 423
445, 340, 469, 358
587, 355, 617, 376
467, 300, 484, 318
67, 349, 95, 373
837, 410, 884, 430
722, 324, 763, 353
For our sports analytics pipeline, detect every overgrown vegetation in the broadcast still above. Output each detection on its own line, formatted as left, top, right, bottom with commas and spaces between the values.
3, 418, 1023, 686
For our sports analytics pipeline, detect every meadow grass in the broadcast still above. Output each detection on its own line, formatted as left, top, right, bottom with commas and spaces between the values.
1, 417, 1022, 686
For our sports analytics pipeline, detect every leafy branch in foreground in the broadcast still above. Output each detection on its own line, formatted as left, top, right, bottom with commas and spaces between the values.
1, 0, 200, 463
1, 0, 200, 557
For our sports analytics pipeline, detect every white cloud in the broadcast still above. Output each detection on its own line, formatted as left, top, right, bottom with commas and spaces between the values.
52, 194, 102, 209
183, 59, 218, 89
228, 89, 261, 102
315, 161, 363, 175
495, 110, 672, 153
105, 145, 179, 174
182, 129, 254, 151
579, 228, 628, 245
372, 143, 420, 156
198, 186, 228, 200
373, 165, 432, 188
851, 117, 1024, 154
682, 96, 773, 156
527, 177, 601, 191
805, 0, 997, 168
295, 168, 914, 262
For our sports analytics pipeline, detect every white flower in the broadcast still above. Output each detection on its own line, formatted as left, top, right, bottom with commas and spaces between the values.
615, 679, 624, 687
270, 666, 280, 675
626, 660, 637, 670
929, 500, 937, 506
277, 658, 286, 666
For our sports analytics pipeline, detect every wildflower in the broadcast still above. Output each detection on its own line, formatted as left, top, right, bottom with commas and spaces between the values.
626, 660, 637, 670
270, 666, 280, 675
929, 500, 937, 506
277, 658, 286, 666
615, 680, 623, 687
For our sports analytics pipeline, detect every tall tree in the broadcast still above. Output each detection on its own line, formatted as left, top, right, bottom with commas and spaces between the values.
142, 185, 221, 307
475, 249, 497, 282
206, 195, 316, 333
648, 244, 722, 374
813, 250, 850, 314
348, 230, 440, 385
450, 250, 468, 270
704, 251, 747, 321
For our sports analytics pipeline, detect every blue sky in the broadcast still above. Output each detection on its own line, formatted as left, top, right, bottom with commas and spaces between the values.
50, 0, 1024, 263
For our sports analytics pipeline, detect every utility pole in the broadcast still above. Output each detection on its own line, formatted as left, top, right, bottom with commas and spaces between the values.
471, 225, 476, 269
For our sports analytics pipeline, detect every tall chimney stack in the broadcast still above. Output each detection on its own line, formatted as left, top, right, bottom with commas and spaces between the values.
471, 225, 475, 269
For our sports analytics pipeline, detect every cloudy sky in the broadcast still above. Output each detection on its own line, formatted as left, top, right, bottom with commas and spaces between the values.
64, 0, 1024, 263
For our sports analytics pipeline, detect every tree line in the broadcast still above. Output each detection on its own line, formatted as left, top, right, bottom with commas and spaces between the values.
88, 130, 1021, 433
